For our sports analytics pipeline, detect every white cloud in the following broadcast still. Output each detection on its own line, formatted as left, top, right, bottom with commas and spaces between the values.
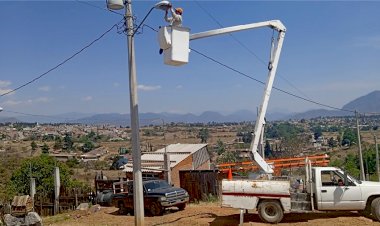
0, 88, 13, 95
82, 96, 93, 101
113, 82, 120, 87
176, 85, 183, 89
0, 80, 11, 88
138, 84, 161, 91
2, 100, 22, 106
2, 97, 51, 106
35, 97, 50, 103
38, 86, 51, 92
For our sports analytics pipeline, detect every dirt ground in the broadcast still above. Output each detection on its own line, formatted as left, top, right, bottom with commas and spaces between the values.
44, 202, 380, 226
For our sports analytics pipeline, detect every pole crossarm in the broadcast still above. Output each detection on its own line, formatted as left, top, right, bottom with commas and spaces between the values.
190, 20, 286, 41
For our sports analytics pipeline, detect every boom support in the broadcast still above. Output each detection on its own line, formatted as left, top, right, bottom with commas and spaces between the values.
190, 20, 286, 174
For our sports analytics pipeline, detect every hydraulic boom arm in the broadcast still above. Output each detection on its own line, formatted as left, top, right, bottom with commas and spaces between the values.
190, 20, 286, 174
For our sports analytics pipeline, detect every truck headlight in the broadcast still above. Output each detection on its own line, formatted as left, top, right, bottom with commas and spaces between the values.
159, 196, 167, 201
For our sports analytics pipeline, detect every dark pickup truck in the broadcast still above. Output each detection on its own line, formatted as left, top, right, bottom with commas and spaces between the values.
112, 179, 189, 216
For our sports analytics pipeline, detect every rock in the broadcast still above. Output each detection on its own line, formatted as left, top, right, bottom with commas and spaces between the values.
89, 204, 101, 213
24, 212, 42, 226
3, 214, 23, 226
76, 203, 89, 211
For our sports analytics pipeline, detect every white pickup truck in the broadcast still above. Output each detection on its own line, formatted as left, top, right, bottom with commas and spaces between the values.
222, 165, 380, 223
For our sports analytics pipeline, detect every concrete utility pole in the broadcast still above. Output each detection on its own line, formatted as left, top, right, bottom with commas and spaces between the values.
53, 167, 60, 215
125, 0, 144, 225
355, 111, 365, 181
375, 135, 380, 182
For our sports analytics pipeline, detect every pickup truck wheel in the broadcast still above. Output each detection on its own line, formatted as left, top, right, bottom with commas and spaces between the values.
118, 202, 125, 215
149, 202, 164, 216
258, 200, 284, 224
178, 203, 186, 211
371, 197, 380, 221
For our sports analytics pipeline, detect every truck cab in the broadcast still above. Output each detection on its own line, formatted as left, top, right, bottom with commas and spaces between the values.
313, 167, 380, 211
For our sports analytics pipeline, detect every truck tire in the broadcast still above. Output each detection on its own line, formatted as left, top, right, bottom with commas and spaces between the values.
118, 201, 125, 215
371, 197, 380, 221
258, 200, 284, 224
178, 203, 186, 211
149, 201, 164, 216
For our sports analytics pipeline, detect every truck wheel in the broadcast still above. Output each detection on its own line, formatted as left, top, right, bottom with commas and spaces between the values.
149, 202, 164, 216
178, 203, 186, 211
258, 200, 284, 224
126, 208, 134, 216
371, 197, 380, 221
118, 202, 125, 215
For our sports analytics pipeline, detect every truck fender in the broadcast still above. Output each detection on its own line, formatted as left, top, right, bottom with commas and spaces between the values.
256, 197, 291, 212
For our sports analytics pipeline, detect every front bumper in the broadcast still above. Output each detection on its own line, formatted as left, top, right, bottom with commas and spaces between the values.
160, 196, 189, 207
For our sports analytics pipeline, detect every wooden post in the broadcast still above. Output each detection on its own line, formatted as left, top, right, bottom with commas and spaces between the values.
30, 178, 36, 212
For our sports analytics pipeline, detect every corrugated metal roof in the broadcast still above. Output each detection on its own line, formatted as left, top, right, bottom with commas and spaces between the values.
122, 143, 207, 172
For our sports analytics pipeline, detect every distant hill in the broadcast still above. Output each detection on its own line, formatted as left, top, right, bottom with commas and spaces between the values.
290, 90, 380, 119
0, 117, 20, 123
2, 90, 379, 124
291, 109, 352, 120
342, 90, 380, 112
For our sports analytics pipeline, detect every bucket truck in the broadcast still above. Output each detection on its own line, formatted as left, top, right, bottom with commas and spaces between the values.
158, 15, 380, 223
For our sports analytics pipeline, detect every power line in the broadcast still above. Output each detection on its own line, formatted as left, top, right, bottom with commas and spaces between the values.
193, 0, 312, 100
142, 24, 354, 114
2, 110, 74, 121
0, 22, 120, 97
190, 48, 354, 113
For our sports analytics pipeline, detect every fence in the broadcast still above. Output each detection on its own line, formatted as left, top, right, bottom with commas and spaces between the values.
34, 187, 91, 216
179, 170, 222, 202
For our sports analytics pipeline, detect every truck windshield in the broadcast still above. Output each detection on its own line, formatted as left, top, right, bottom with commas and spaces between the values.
145, 180, 171, 190
337, 170, 361, 184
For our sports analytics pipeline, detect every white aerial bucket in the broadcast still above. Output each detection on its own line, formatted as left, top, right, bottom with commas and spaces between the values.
106, 0, 124, 10
158, 26, 190, 66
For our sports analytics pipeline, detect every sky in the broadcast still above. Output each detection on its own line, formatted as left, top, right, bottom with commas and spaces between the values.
0, 0, 380, 118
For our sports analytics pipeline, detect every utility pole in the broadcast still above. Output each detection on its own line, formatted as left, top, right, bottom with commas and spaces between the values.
375, 135, 380, 182
356, 110, 365, 181
125, 0, 144, 225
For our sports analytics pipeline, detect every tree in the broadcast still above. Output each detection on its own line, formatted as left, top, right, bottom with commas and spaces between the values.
264, 140, 273, 158
41, 143, 49, 154
216, 151, 239, 164
31, 141, 37, 151
312, 126, 323, 140
328, 137, 337, 148
82, 139, 95, 153
216, 139, 226, 155
10, 155, 79, 195
53, 136, 63, 150
242, 132, 252, 144
198, 128, 209, 143
342, 128, 357, 146
63, 133, 74, 151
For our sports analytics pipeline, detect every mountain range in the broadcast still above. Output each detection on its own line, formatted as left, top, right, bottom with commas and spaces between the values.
1, 90, 379, 125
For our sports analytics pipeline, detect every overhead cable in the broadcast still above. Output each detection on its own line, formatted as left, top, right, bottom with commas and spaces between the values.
141, 24, 354, 113
2, 110, 73, 121
0, 21, 120, 97
193, 0, 312, 100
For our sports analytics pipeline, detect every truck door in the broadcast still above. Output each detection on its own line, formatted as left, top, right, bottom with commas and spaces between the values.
318, 170, 362, 210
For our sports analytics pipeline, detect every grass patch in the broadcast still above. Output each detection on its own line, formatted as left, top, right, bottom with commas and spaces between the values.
42, 214, 71, 225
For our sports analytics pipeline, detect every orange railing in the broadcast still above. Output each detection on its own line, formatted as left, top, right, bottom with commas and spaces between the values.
217, 154, 330, 176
